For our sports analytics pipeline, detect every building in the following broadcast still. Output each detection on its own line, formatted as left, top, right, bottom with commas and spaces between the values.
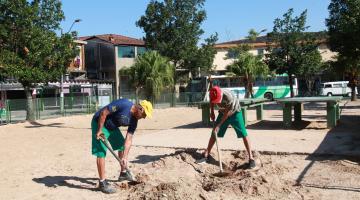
68, 40, 87, 80
78, 34, 146, 97
212, 32, 337, 74
0, 39, 114, 108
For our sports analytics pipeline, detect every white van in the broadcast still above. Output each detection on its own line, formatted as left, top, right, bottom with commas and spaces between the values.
319, 81, 357, 96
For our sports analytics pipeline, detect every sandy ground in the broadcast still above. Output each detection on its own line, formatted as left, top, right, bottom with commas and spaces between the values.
0, 101, 359, 200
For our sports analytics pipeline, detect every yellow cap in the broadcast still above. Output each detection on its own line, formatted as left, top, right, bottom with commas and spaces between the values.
140, 100, 153, 118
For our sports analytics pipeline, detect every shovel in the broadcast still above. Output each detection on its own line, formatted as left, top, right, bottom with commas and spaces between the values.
212, 119, 233, 177
100, 139, 137, 182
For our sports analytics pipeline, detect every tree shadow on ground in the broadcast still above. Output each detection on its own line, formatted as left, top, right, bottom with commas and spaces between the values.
246, 120, 327, 130
295, 113, 360, 192
32, 176, 98, 191
173, 121, 211, 129
25, 121, 90, 130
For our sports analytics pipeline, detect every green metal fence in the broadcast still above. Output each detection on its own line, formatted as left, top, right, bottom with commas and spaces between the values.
0, 96, 99, 124
0, 92, 206, 125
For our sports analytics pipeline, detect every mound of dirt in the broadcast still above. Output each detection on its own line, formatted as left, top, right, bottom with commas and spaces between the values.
114, 150, 324, 200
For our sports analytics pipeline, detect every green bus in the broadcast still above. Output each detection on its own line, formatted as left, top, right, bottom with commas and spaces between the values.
189, 74, 298, 100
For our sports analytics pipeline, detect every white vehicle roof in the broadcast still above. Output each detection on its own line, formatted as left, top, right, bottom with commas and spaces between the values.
321, 81, 348, 84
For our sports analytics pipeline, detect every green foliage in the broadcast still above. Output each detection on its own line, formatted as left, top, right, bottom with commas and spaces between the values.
227, 52, 269, 98
136, 0, 217, 78
226, 29, 269, 98
120, 51, 174, 100
266, 8, 322, 97
0, 0, 77, 87
326, 0, 360, 100
0, 0, 77, 120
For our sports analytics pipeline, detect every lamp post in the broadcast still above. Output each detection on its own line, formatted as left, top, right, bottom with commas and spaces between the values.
60, 18, 81, 114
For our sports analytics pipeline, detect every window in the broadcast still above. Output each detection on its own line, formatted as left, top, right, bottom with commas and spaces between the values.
227, 50, 237, 59
212, 78, 228, 87
333, 84, 342, 88
137, 47, 147, 56
257, 48, 264, 56
118, 46, 135, 58
324, 84, 332, 88
229, 78, 242, 87
70, 85, 81, 93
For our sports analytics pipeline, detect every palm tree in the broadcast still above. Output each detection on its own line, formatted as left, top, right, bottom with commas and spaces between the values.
226, 52, 269, 98
120, 51, 174, 102
226, 29, 269, 98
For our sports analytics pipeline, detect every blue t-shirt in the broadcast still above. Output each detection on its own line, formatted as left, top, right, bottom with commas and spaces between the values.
93, 99, 138, 134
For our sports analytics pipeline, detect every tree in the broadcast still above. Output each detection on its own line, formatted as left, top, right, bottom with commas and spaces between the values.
227, 52, 269, 98
266, 9, 322, 97
326, 0, 360, 101
0, 0, 77, 121
297, 48, 323, 96
225, 29, 269, 98
120, 51, 174, 102
136, 0, 217, 79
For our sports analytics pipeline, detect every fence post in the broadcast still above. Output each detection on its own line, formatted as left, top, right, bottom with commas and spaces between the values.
6, 99, 10, 123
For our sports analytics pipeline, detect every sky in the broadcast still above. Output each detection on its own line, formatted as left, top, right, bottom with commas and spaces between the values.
60, 0, 331, 43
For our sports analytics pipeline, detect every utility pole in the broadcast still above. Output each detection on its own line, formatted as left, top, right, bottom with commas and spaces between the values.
60, 19, 81, 114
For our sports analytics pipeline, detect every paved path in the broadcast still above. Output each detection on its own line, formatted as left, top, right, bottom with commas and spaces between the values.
134, 100, 360, 156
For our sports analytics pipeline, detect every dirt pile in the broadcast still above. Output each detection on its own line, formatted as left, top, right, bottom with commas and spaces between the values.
115, 150, 323, 200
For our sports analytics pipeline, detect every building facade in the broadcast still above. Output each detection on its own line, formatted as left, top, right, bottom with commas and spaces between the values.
79, 34, 146, 98
212, 33, 337, 74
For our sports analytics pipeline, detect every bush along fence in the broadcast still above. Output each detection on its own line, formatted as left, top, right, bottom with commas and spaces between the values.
0, 92, 206, 125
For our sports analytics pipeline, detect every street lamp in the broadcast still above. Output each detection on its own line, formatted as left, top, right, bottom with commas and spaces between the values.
60, 18, 81, 114
67, 19, 81, 33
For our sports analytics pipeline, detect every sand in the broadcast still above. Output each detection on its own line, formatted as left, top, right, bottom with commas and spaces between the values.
0, 101, 359, 200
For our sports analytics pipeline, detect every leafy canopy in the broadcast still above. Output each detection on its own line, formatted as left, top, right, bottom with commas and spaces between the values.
266, 8, 322, 97
0, 0, 77, 88
136, 0, 217, 77
120, 51, 174, 100
326, 0, 360, 100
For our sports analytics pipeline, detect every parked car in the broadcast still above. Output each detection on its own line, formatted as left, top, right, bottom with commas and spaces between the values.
319, 81, 358, 97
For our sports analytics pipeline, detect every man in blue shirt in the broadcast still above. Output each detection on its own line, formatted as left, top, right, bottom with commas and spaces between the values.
91, 99, 153, 194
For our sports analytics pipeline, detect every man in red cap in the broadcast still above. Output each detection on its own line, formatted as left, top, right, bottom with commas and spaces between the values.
197, 86, 256, 169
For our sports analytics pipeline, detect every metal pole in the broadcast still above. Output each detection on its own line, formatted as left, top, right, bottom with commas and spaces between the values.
60, 74, 64, 114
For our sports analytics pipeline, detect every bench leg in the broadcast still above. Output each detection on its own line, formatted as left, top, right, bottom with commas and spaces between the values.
201, 104, 210, 126
336, 103, 340, 121
327, 102, 337, 128
283, 103, 292, 128
256, 104, 263, 121
241, 107, 247, 127
294, 103, 302, 122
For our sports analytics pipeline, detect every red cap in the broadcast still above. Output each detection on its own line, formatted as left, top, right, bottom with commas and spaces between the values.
209, 86, 222, 103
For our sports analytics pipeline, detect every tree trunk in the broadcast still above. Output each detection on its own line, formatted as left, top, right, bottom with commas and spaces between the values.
305, 78, 314, 97
349, 76, 357, 101
135, 87, 140, 104
244, 76, 250, 98
289, 76, 294, 97
249, 81, 254, 98
25, 87, 35, 121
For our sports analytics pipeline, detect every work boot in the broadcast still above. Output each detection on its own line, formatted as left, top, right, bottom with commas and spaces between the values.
118, 170, 136, 182
195, 153, 209, 164
248, 159, 256, 169
99, 180, 116, 194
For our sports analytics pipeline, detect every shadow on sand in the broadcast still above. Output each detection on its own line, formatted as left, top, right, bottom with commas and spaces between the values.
25, 121, 90, 130
32, 176, 98, 191
131, 149, 221, 168
295, 113, 360, 192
